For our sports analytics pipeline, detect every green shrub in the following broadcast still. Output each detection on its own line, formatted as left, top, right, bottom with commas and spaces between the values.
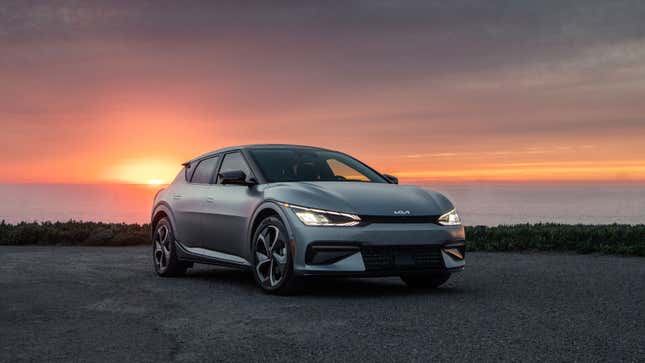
0, 220, 151, 246
465, 224, 645, 256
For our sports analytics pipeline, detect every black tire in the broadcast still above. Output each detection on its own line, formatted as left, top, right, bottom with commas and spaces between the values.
401, 273, 450, 288
251, 216, 301, 295
152, 218, 189, 277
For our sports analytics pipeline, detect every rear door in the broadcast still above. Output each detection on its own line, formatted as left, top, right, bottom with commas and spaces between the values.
202, 151, 260, 259
171, 155, 219, 247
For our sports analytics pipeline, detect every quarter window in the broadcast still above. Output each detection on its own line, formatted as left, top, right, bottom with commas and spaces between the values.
190, 156, 219, 184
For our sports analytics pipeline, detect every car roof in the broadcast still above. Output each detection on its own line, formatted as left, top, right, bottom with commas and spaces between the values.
184, 144, 338, 164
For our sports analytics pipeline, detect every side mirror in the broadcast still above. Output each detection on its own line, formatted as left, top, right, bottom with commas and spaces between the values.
383, 174, 399, 184
219, 170, 257, 186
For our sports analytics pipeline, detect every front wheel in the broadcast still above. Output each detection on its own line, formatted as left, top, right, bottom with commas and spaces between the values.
252, 217, 301, 295
401, 273, 450, 288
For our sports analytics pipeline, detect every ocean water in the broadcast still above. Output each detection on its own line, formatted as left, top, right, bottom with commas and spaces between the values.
428, 182, 645, 226
0, 183, 643, 226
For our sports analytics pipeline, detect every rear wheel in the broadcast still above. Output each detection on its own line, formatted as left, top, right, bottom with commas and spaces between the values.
153, 218, 188, 277
401, 273, 450, 288
252, 216, 301, 295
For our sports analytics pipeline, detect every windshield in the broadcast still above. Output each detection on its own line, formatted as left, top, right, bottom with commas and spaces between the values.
248, 148, 388, 183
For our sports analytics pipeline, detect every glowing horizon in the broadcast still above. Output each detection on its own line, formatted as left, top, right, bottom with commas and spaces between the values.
4, 152, 645, 185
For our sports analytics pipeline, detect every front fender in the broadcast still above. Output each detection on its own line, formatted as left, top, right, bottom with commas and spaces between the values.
246, 201, 296, 260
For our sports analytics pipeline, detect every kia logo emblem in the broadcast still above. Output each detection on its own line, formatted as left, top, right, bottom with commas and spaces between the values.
394, 210, 410, 215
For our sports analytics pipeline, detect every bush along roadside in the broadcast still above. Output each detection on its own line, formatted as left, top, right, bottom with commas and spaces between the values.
0, 221, 644, 256
0, 220, 151, 246
466, 223, 645, 256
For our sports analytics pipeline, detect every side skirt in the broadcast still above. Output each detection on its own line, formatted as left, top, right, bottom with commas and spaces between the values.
175, 242, 251, 270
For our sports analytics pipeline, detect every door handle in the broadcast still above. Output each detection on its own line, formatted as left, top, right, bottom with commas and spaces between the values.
206, 197, 215, 203
172, 194, 183, 200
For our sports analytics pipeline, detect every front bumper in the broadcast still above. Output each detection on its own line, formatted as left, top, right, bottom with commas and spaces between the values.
284, 209, 466, 276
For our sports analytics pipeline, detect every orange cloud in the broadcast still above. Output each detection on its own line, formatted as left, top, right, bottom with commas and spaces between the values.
391, 161, 645, 182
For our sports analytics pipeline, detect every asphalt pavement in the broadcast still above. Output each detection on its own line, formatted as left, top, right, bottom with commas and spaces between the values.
1, 246, 644, 362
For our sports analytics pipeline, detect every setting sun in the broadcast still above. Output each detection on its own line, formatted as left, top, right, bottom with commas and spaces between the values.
101, 158, 181, 185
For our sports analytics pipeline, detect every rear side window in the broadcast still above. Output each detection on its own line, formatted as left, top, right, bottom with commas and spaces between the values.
190, 156, 219, 184
216, 152, 252, 183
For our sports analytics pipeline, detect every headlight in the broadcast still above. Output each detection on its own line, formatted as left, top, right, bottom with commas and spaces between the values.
280, 203, 361, 226
438, 209, 461, 226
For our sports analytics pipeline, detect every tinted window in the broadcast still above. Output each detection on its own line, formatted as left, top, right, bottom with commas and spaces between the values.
217, 152, 252, 183
190, 156, 219, 184
248, 148, 387, 183
184, 164, 198, 182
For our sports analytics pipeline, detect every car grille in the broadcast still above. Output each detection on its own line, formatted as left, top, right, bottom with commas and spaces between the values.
359, 215, 440, 224
361, 245, 445, 271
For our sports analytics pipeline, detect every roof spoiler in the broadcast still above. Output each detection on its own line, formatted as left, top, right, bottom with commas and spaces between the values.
181, 161, 191, 168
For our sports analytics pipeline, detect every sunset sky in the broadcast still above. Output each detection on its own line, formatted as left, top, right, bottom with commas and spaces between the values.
2, 1, 645, 184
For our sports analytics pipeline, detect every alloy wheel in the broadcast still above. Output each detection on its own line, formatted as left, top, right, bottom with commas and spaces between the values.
154, 224, 171, 271
255, 225, 288, 288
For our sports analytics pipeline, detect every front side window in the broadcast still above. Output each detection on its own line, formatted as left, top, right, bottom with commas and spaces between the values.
190, 156, 219, 184
248, 148, 387, 183
216, 152, 252, 183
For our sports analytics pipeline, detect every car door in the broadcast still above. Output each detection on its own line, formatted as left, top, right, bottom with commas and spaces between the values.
202, 151, 260, 259
171, 155, 219, 247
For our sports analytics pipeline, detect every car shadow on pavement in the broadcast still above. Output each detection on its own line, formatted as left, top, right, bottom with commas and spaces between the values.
299, 277, 465, 298
184, 266, 466, 297
185, 266, 257, 286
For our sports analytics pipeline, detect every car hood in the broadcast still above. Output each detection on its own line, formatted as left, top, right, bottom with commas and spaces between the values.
264, 181, 454, 216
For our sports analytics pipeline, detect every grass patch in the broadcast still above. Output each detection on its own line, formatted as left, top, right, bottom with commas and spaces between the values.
1, 221, 643, 256
467, 223, 645, 256
0, 221, 151, 246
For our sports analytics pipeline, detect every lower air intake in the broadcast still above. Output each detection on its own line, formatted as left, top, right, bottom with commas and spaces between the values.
361, 245, 445, 271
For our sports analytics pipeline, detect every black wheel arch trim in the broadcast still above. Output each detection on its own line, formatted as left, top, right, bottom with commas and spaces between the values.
247, 200, 295, 256
151, 202, 177, 238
